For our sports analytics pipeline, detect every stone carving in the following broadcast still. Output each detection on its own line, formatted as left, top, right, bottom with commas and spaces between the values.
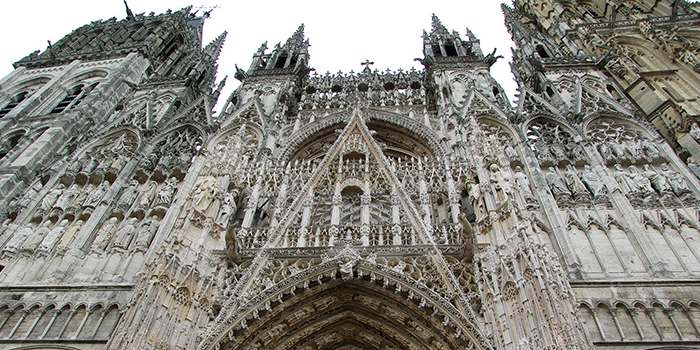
489, 163, 512, 203
691, 123, 700, 143
84, 181, 110, 208
643, 164, 672, 196
93, 217, 119, 252
134, 215, 160, 251
37, 219, 69, 255
580, 165, 607, 199
687, 158, 700, 179
57, 219, 84, 251
546, 167, 572, 206
660, 163, 693, 198
112, 217, 138, 250
117, 180, 140, 210
41, 184, 65, 212
155, 178, 178, 207
21, 221, 52, 254
513, 166, 534, 201
2, 222, 36, 258
564, 165, 590, 202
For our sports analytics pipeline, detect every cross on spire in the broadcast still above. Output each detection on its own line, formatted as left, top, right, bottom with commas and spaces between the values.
361, 59, 374, 67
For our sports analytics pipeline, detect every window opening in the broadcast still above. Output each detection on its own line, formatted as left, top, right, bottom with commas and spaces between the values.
51, 85, 84, 114
536, 44, 550, 58
0, 92, 28, 118
445, 43, 458, 57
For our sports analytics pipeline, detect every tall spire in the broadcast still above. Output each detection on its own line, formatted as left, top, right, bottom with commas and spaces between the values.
430, 13, 450, 37
203, 31, 227, 62
123, 0, 134, 20
284, 24, 307, 52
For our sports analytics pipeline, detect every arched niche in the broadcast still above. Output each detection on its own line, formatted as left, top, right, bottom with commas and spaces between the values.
203, 256, 491, 350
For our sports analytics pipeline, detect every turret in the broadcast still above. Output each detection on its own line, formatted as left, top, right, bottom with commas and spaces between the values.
247, 24, 310, 77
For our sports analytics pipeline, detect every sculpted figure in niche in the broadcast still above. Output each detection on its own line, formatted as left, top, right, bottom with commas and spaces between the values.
41, 183, 65, 212
93, 217, 119, 252
84, 181, 110, 208
614, 163, 635, 193
156, 177, 178, 206
625, 139, 643, 163
546, 167, 572, 197
661, 163, 692, 196
117, 180, 139, 210
54, 184, 80, 211
628, 165, 656, 196
138, 180, 158, 209
134, 215, 160, 251
598, 141, 614, 163
640, 137, 661, 161
216, 189, 239, 227
565, 139, 585, 163
642, 164, 672, 195
580, 165, 606, 197
21, 220, 52, 254
2, 222, 37, 257
112, 217, 138, 250
193, 177, 219, 214
691, 123, 700, 143
37, 219, 69, 255
564, 165, 588, 196
82, 155, 99, 174
57, 219, 84, 251
687, 158, 700, 179
467, 182, 486, 220
513, 166, 533, 199
489, 164, 512, 202
611, 142, 627, 163
549, 142, 568, 163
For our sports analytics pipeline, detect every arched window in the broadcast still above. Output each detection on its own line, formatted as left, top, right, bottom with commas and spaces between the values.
536, 44, 550, 58
50, 82, 98, 114
0, 92, 28, 118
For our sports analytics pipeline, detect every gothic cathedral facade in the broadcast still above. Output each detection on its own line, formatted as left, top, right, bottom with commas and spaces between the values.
0, 1, 698, 349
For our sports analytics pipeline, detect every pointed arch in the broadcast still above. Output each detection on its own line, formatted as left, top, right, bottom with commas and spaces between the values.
200, 254, 492, 350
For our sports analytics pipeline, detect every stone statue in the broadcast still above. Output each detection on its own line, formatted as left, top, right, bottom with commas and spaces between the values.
564, 165, 588, 198
467, 182, 485, 220
16, 181, 43, 209
216, 190, 238, 226
546, 167, 572, 197
640, 137, 661, 161
37, 219, 69, 255
134, 215, 160, 251
138, 180, 158, 209
598, 141, 614, 163
54, 184, 80, 210
489, 163, 512, 202
690, 123, 700, 143
112, 217, 138, 250
660, 163, 692, 196
513, 166, 533, 198
117, 180, 140, 210
628, 165, 655, 196
193, 177, 219, 214
642, 164, 672, 195
41, 183, 65, 212
57, 219, 84, 251
84, 181, 110, 208
580, 165, 606, 197
21, 220, 53, 254
155, 177, 178, 206
2, 222, 36, 257
687, 158, 700, 179
93, 217, 119, 252
565, 139, 585, 163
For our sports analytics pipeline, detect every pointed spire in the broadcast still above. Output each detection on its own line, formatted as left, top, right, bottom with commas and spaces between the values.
284, 24, 306, 49
124, 0, 134, 20
431, 13, 450, 37
203, 31, 227, 61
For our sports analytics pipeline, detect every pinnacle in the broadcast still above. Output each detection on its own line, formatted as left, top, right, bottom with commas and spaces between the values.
430, 13, 449, 36
203, 31, 227, 60
285, 23, 306, 48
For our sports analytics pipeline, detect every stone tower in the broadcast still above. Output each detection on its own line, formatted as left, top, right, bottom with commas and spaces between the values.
0, 2, 699, 350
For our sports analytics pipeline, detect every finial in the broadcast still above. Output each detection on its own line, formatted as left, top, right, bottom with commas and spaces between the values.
123, 0, 135, 19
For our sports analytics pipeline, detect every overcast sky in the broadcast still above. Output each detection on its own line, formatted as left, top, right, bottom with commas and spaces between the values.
0, 1, 518, 114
